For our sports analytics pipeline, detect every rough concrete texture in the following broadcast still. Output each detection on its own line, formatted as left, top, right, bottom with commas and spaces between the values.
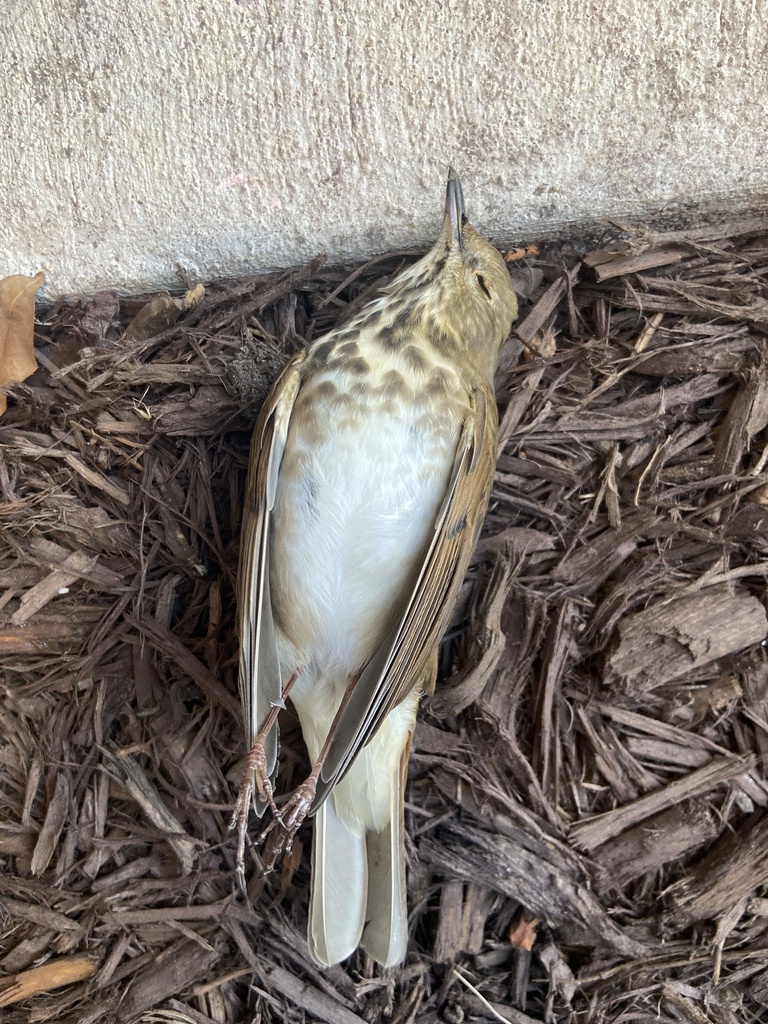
2, 0, 767, 297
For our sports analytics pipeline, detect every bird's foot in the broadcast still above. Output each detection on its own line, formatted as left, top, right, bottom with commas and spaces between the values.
259, 772, 319, 871
229, 741, 282, 893
279, 774, 318, 836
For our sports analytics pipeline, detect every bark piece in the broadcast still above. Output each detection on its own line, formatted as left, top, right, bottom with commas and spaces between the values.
3, 897, 82, 934
429, 556, 512, 716
421, 822, 648, 958
714, 357, 768, 476
30, 772, 70, 876
10, 550, 99, 625
638, 334, 756, 376
583, 245, 689, 282
433, 880, 465, 962
0, 955, 97, 1008
666, 812, 768, 926
0, 617, 93, 654
118, 940, 219, 1021
570, 756, 751, 852
260, 965, 367, 1024
553, 511, 660, 592
593, 802, 720, 892
62, 451, 131, 505
433, 881, 496, 962
604, 586, 767, 694
100, 749, 197, 874
497, 264, 580, 374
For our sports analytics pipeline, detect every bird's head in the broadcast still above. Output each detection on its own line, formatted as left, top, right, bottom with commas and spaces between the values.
387, 172, 519, 379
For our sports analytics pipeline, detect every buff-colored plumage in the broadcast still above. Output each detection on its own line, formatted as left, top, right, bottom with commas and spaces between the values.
236, 173, 518, 967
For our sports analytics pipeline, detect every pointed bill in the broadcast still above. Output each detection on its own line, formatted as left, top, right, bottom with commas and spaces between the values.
444, 169, 465, 248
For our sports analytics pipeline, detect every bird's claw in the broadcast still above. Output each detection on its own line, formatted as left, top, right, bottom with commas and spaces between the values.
256, 775, 317, 872
229, 739, 283, 889
279, 776, 318, 835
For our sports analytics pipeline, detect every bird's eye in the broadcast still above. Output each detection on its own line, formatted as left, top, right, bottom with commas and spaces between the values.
476, 273, 491, 299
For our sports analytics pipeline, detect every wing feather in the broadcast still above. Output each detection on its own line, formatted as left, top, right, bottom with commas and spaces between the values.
237, 352, 306, 801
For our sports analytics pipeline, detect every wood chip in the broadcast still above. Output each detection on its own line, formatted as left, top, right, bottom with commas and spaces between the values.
666, 812, 768, 925
10, 550, 99, 625
100, 749, 197, 874
593, 802, 719, 891
259, 965, 367, 1024
5, 231, 768, 1022
583, 244, 689, 282
62, 452, 131, 505
604, 586, 767, 693
119, 940, 220, 1021
570, 756, 751, 852
30, 771, 70, 876
0, 955, 98, 1008
421, 822, 648, 958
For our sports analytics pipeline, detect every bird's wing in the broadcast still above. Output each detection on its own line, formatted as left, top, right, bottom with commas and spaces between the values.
313, 382, 498, 809
237, 351, 306, 792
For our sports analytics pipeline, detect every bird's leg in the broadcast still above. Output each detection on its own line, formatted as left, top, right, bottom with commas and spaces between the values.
230, 670, 299, 892
275, 673, 358, 844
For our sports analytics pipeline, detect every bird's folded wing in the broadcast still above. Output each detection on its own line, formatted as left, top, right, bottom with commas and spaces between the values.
314, 383, 498, 808
237, 352, 306, 783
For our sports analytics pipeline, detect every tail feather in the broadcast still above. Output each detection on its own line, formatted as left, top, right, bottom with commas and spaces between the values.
305, 673, 427, 967
360, 744, 409, 967
308, 799, 367, 966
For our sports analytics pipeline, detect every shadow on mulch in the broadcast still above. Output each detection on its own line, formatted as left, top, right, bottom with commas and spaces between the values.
2, 222, 768, 1024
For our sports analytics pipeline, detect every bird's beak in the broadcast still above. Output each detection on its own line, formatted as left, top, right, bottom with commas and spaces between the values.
444, 169, 465, 248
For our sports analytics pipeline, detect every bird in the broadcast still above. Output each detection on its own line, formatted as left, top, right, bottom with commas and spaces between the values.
234, 171, 518, 967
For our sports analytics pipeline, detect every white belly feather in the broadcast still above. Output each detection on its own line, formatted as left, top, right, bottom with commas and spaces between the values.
269, 352, 465, 831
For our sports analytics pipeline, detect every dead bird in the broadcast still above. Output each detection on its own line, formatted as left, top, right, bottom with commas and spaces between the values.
235, 171, 518, 966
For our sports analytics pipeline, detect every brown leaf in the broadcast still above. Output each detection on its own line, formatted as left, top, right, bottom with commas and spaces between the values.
504, 243, 541, 262
0, 271, 44, 415
523, 326, 557, 361
508, 913, 540, 951
125, 282, 204, 341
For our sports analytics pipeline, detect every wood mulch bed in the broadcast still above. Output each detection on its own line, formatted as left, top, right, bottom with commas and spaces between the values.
2, 220, 768, 1023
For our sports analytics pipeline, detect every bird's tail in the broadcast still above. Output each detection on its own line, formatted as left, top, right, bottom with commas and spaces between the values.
360, 741, 409, 966
307, 742, 409, 967
308, 796, 367, 966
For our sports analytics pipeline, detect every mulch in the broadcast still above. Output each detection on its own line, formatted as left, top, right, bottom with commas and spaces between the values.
2, 218, 768, 1024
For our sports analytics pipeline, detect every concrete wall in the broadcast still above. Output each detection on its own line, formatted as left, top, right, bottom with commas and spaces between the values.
2, 0, 767, 298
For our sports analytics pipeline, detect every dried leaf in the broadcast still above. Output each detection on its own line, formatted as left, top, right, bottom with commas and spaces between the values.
0, 271, 44, 415
508, 914, 540, 952
523, 326, 557, 361
504, 243, 541, 262
126, 284, 204, 341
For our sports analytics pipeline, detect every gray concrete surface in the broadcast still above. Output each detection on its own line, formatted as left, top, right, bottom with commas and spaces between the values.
2, 0, 767, 298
